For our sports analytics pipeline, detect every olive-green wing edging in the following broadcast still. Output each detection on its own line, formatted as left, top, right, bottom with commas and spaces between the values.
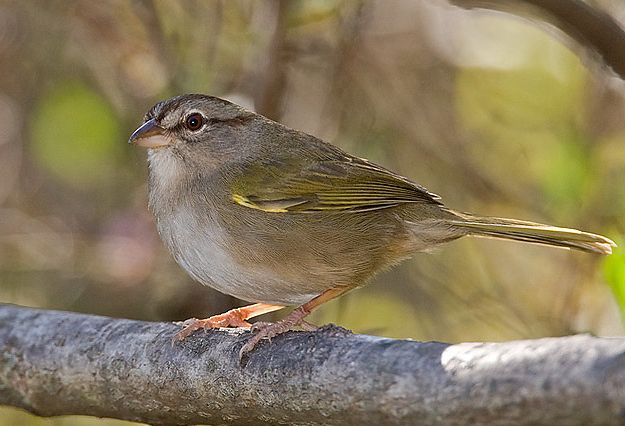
231, 158, 442, 213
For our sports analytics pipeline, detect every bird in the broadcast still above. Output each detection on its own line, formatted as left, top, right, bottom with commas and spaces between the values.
128, 93, 616, 358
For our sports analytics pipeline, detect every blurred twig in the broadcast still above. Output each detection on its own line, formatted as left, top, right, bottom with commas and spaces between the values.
253, 0, 291, 119
2, 304, 625, 426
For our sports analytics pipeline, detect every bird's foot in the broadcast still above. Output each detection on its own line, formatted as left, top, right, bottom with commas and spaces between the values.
300, 320, 318, 331
173, 309, 252, 343
239, 306, 313, 359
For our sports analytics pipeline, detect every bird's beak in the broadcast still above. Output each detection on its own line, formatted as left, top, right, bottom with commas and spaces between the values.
128, 119, 171, 148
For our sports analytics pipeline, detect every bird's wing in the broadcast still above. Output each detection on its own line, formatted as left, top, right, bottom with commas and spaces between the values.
230, 155, 441, 213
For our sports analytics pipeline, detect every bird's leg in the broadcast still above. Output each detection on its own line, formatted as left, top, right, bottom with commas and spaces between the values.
239, 286, 350, 358
174, 303, 284, 342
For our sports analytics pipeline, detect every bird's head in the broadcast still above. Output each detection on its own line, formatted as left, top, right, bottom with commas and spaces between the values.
129, 94, 256, 156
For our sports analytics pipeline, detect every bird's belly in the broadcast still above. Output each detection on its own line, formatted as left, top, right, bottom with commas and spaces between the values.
157, 208, 321, 305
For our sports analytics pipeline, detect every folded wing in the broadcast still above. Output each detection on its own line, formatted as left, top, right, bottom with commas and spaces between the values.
231, 156, 441, 213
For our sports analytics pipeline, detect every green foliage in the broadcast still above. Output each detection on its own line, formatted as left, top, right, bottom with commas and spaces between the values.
457, 67, 583, 134
31, 82, 121, 188
455, 48, 591, 216
538, 133, 591, 211
604, 239, 625, 319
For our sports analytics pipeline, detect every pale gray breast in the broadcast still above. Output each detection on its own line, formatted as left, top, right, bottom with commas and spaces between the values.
156, 206, 244, 294
155, 205, 322, 305
147, 149, 319, 305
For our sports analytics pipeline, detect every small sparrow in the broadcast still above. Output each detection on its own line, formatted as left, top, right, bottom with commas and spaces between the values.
129, 94, 615, 358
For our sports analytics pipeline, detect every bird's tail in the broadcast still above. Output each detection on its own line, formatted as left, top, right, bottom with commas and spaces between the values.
449, 213, 616, 255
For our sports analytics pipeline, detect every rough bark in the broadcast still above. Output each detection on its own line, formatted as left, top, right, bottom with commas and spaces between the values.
1, 304, 625, 425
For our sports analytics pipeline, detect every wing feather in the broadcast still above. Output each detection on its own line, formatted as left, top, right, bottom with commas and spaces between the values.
231, 156, 440, 213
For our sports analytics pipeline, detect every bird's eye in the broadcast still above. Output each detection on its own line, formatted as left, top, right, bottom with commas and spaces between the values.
184, 113, 204, 131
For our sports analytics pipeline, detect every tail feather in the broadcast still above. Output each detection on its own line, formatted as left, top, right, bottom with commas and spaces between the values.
449, 214, 616, 255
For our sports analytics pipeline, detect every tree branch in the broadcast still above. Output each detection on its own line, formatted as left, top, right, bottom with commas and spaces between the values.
1, 304, 625, 425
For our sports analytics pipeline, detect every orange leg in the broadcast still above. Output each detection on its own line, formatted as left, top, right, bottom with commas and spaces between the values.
174, 303, 285, 342
239, 286, 351, 359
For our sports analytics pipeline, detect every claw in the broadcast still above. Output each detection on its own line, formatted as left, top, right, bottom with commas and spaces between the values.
239, 306, 314, 360
239, 322, 290, 360
172, 311, 253, 344
237, 288, 349, 361
249, 321, 272, 332
172, 303, 285, 345
300, 321, 317, 331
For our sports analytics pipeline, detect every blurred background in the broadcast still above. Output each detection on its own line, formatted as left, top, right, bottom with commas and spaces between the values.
1, 0, 625, 424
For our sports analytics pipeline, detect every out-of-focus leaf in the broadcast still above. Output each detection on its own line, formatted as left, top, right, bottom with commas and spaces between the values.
288, 1, 339, 28
31, 82, 121, 188
536, 133, 590, 212
604, 239, 625, 319
457, 67, 583, 134
455, 47, 589, 216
